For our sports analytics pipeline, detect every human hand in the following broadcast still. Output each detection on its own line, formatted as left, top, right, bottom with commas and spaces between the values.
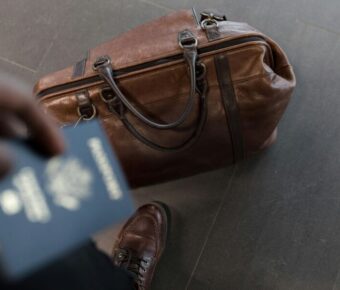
0, 84, 65, 177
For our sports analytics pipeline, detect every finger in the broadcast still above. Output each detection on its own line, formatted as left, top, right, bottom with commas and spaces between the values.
0, 112, 28, 139
0, 87, 65, 157
0, 145, 13, 179
19, 102, 65, 157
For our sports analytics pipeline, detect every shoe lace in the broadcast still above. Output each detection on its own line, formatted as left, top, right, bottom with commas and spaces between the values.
115, 249, 150, 288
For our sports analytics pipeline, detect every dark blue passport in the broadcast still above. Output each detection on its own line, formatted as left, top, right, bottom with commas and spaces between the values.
0, 121, 135, 280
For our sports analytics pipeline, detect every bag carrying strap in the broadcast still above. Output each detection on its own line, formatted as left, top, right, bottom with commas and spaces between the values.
103, 77, 207, 152
93, 30, 208, 152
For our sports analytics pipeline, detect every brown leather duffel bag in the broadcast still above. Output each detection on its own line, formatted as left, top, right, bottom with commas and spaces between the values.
35, 9, 296, 188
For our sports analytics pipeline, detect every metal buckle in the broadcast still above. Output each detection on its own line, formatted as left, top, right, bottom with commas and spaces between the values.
200, 11, 227, 29
178, 30, 198, 49
201, 18, 218, 30
93, 55, 111, 71
77, 104, 96, 121
100, 87, 116, 103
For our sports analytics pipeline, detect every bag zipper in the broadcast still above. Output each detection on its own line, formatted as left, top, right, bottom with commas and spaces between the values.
37, 35, 266, 99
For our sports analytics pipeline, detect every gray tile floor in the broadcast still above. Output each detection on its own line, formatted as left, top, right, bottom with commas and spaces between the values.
1, 0, 340, 289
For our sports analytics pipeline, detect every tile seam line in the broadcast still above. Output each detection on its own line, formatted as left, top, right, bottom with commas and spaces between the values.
332, 264, 340, 290
0, 56, 36, 73
184, 165, 239, 290
138, 0, 175, 11
35, 31, 59, 73
297, 18, 340, 36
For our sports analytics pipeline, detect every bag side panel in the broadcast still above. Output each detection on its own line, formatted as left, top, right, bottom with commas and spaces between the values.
227, 38, 295, 153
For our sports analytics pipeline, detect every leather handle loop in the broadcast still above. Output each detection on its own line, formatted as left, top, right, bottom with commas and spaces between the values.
94, 53, 197, 130
76, 91, 96, 120
93, 30, 199, 130
92, 29, 209, 151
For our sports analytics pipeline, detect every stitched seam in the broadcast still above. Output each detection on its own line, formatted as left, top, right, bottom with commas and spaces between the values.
39, 41, 269, 100
86, 35, 266, 76
42, 72, 277, 122
41, 71, 273, 108
38, 36, 267, 97
116, 39, 266, 72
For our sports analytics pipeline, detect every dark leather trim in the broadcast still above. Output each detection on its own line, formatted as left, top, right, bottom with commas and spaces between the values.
214, 54, 245, 162
72, 53, 88, 79
75, 90, 95, 119
199, 10, 227, 41
205, 25, 221, 41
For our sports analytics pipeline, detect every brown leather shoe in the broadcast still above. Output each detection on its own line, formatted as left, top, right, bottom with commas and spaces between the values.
112, 202, 169, 290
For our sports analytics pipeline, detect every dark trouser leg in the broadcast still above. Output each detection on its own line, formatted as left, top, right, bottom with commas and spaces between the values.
5, 241, 134, 290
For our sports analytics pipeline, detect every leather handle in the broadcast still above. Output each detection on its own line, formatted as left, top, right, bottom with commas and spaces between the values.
93, 29, 209, 152
99, 62, 208, 152
119, 81, 208, 152
93, 30, 199, 130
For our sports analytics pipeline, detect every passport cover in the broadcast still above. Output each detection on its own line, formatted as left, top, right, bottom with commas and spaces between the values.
0, 121, 134, 279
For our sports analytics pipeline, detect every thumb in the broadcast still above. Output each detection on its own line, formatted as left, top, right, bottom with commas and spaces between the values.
0, 145, 13, 179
